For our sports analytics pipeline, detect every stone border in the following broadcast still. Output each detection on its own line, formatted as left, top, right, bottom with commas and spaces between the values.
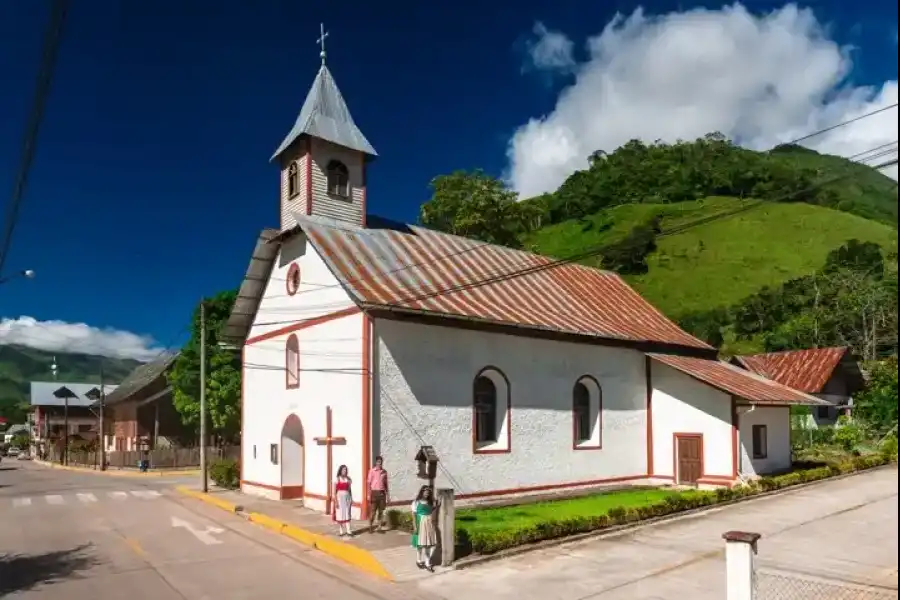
453, 463, 897, 570
174, 486, 394, 581
33, 459, 200, 478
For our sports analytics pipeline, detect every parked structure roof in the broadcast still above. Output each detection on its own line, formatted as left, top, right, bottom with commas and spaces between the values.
734, 347, 854, 394
29, 381, 120, 407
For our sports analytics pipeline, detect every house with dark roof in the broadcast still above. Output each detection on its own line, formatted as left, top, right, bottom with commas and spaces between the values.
221, 52, 830, 516
733, 347, 865, 427
97, 353, 192, 451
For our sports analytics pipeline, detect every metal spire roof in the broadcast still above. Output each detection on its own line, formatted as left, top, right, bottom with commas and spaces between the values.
271, 64, 377, 161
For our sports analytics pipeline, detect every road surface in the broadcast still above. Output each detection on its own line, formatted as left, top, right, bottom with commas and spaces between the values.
0, 461, 433, 600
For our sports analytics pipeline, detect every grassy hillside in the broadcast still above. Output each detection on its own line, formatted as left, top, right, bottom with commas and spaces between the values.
0, 345, 139, 425
527, 197, 899, 319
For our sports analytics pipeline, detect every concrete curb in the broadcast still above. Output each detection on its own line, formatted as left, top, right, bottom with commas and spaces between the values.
452, 463, 898, 571
34, 459, 200, 478
174, 486, 394, 582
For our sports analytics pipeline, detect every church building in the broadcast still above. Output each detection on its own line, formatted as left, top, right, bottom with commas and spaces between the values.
223, 47, 829, 519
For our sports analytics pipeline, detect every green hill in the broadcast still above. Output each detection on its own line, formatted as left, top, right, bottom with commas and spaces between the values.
527, 197, 899, 319
0, 345, 139, 426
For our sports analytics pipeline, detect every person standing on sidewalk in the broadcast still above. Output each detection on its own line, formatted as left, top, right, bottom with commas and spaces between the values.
410, 485, 438, 572
366, 456, 389, 533
333, 464, 354, 537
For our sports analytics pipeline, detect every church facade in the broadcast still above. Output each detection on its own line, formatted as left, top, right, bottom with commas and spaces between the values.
223, 57, 828, 519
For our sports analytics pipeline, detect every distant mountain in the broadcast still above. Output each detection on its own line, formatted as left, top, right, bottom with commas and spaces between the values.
0, 345, 140, 424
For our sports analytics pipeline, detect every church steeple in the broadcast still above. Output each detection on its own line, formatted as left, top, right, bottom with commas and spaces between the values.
274, 25, 376, 231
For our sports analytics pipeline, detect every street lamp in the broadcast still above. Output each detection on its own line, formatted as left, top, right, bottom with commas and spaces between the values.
0, 269, 35, 284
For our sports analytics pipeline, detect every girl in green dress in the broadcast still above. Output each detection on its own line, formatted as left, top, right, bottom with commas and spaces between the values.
410, 485, 438, 571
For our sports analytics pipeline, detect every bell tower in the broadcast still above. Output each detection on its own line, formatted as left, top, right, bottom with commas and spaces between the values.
272, 24, 377, 231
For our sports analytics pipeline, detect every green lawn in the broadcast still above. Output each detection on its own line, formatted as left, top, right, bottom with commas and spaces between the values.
456, 487, 680, 535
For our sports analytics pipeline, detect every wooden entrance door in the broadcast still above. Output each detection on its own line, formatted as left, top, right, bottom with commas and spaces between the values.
676, 434, 702, 485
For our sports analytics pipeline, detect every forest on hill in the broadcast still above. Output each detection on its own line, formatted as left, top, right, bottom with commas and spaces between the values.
418, 133, 898, 357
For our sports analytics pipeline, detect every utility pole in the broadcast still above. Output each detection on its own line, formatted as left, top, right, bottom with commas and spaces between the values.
99, 362, 106, 471
199, 300, 208, 493
63, 393, 69, 466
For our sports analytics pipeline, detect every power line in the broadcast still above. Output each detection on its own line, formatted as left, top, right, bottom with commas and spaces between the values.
0, 0, 69, 276
786, 103, 899, 147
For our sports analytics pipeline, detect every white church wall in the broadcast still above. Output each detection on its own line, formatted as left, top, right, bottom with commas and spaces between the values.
242, 237, 365, 517
738, 405, 791, 478
374, 318, 649, 503
650, 361, 734, 481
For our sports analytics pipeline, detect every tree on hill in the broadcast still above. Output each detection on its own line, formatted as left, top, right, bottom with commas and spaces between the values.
167, 290, 241, 443
853, 356, 898, 435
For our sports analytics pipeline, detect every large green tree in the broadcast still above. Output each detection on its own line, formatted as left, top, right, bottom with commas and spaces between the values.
853, 356, 898, 435
418, 170, 538, 248
167, 290, 241, 442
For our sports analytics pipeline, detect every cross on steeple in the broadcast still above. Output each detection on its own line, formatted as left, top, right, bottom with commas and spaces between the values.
317, 23, 329, 65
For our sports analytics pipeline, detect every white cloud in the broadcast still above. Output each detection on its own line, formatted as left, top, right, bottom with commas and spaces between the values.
0, 316, 163, 362
526, 22, 576, 72
509, 3, 899, 198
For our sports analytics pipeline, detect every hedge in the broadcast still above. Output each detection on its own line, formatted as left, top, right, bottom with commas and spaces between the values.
386, 453, 896, 558
209, 458, 240, 489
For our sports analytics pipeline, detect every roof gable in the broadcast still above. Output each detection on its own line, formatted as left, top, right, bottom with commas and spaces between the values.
734, 347, 851, 393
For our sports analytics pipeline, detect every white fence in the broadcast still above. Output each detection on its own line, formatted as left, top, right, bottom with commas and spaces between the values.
724, 531, 899, 600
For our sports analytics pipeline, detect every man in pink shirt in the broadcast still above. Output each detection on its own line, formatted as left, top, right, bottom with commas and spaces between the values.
366, 456, 389, 532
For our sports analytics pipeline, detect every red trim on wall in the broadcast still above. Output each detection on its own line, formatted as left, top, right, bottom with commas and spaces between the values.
572, 375, 602, 451
285, 334, 300, 389
645, 356, 655, 476
731, 396, 739, 479
305, 137, 313, 216
672, 432, 704, 485
472, 366, 512, 455
359, 151, 367, 228
246, 306, 361, 345
361, 313, 372, 519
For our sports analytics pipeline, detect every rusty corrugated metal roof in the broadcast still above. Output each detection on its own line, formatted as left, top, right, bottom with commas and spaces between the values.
735, 347, 849, 393
295, 215, 713, 350
650, 354, 828, 405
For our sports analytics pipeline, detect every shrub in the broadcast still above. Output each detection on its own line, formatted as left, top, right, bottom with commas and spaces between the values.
879, 434, 898, 461
833, 417, 865, 452
208, 458, 239, 489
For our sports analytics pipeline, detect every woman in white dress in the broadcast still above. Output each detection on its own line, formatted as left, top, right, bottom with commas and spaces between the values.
410, 485, 438, 571
333, 464, 354, 537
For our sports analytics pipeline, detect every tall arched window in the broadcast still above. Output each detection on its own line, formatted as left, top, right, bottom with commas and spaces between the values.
573, 376, 602, 449
473, 375, 497, 444
326, 160, 350, 197
287, 161, 299, 198
286, 335, 300, 389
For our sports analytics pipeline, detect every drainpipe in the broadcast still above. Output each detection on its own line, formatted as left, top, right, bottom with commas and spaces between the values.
736, 405, 756, 478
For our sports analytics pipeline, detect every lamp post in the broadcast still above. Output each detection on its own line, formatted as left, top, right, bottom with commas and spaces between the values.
0, 269, 35, 285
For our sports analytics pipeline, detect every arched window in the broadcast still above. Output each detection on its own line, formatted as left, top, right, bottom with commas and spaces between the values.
473, 376, 497, 444
326, 160, 350, 197
287, 161, 299, 198
286, 335, 300, 389
573, 382, 591, 442
573, 376, 602, 449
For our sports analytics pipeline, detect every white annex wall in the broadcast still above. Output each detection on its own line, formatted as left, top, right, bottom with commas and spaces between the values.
242, 233, 365, 515
738, 405, 792, 477
374, 319, 649, 503
650, 361, 734, 480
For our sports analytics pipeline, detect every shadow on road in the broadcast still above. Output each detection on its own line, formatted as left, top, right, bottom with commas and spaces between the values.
0, 544, 98, 595
0, 466, 17, 471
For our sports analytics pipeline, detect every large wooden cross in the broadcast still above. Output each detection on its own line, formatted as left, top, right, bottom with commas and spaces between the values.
314, 405, 346, 515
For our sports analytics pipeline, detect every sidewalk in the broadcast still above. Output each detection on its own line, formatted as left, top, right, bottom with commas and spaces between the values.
176, 484, 435, 583
33, 459, 200, 478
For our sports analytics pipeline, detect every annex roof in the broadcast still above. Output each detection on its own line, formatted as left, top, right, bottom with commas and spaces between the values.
221, 228, 280, 346
273, 214, 714, 351
271, 64, 377, 161
649, 354, 829, 406
29, 381, 120, 407
734, 347, 855, 394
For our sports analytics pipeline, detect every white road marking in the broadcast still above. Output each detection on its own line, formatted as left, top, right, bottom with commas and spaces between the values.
13, 497, 32, 508
171, 516, 225, 545
108, 491, 129, 500
131, 490, 162, 499
77, 493, 98, 503
46, 495, 65, 505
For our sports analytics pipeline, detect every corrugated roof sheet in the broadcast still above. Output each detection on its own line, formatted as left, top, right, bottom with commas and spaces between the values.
271, 64, 376, 160
294, 214, 713, 350
29, 381, 120, 407
103, 353, 178, 406
735, 347, 849, 393
221, 228, 280, 346
649, 354, 828, 405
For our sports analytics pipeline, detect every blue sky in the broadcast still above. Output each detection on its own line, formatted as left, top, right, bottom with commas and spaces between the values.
1, 0, 897, 361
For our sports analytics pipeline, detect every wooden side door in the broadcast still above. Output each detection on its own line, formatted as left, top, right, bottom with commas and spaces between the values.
676, 435, 702, 485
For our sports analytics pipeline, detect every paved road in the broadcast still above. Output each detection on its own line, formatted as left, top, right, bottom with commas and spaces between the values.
0, 461, 433, 600
414, 466, 899, 600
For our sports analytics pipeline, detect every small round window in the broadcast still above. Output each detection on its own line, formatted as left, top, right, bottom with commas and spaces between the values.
286, 263, 301, 296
